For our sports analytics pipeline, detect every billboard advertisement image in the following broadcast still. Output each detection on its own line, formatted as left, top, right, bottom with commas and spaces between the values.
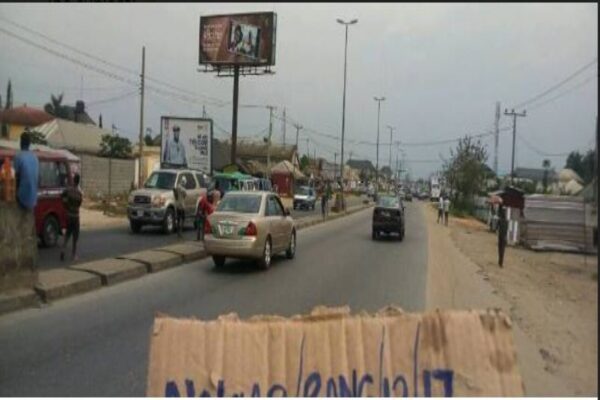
199, 12, 276, 66
160, 116, 212, 174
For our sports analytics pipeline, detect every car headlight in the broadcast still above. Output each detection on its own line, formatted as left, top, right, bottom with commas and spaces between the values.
152, 195, 167, 207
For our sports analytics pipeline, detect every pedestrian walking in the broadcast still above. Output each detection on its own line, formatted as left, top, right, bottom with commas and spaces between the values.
195, 192, 214, 241
497, 204, 508, 267
437, 195, 444, 224
443, 196, 451, 226
60, 173, 83, 261
12, 131, 39, 212
173, 178, 187, 238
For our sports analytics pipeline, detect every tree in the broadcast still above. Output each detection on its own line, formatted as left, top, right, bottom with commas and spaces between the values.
99, 134, 132, 159
98, 114, 103, 128
542, 159, 551, 193
144, 134, 154, 146
442, 135, 489, 213
300, 154, 310, 171
44, 93, 68, 119
5, 80, 13, 110
28, 130, 48, 145
565, 150, 594, 184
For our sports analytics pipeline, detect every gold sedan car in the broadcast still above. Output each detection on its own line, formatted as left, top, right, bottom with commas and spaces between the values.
204, 191, 296, 269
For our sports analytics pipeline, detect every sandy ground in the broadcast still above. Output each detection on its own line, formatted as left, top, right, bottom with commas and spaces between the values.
423, 203, 597, 396
79, 207, 127, 230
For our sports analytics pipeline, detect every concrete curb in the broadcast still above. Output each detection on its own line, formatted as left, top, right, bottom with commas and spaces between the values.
34, 268, 103, 303
70, 258, 148, 286
1, 203, 373, 316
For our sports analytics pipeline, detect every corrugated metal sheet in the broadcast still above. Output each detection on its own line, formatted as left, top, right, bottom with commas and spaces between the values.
33, 118, 107, 154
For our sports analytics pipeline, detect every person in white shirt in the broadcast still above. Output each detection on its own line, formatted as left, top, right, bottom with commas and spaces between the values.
164, 125, 187, 167
443, 196, 451, 226
437, 195, 444, 224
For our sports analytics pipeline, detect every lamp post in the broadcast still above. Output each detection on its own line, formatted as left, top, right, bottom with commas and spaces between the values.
337, 18, 358, 211
373, 96, 385, 198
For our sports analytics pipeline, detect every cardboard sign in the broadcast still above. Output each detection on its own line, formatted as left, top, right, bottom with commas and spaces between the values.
147, 307, 524, 397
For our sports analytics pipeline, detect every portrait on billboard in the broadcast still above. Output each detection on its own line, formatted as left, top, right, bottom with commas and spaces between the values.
227, 20, 261, 60
162, 124, 187, 167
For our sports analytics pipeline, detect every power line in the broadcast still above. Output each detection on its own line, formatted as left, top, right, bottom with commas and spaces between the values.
86, 90, 139, 107
511, 57, 598, 109
0, 16, 227, 105
518, 134, 571, 158
527, 74, 598, 111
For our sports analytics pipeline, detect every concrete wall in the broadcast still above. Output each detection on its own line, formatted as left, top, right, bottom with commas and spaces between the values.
0, 203, 38, 292
79, 154, 135, 197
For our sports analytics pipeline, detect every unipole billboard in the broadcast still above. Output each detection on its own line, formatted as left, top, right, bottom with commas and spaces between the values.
199, 12, 277, 66
160, 116, 213, 175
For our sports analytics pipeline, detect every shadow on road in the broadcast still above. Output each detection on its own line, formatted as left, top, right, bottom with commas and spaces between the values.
208, 255, 290, 275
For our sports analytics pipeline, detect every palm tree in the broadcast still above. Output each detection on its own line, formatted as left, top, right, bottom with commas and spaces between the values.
44, 93, 67, 118
542, 159, 551, 193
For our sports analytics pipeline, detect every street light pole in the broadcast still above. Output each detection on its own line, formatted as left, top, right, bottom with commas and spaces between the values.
337, 18, 358, 211
387, 125, 395, 191
374, 96, 385, 197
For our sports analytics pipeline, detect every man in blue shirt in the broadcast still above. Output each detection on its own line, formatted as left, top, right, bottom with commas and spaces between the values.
13, 131, 39, 210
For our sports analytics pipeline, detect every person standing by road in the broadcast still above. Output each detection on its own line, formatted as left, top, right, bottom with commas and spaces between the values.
173, 178, 187, 238
13, 131, 39, 212
60, 173, 83, 261
497, 204, 508, 267
443, 196, 451, 226
437, 195, 444, 224
195, 192, 214, 241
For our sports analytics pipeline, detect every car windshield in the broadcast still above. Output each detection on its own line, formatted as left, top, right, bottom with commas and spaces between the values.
216, 194, 262, 214
377, 196, 400, 209
297, 187, 311, 195
144, 172, 176, 190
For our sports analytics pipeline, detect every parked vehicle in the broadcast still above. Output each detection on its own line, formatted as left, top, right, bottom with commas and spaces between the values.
212, 172, 255, 194
254, 177, 273, 192
372, 194, 405, 241
0, 141, 80, 247
430, 176, 441, 202
293, 185, 316, 210
204, 191, 296, 269
404, 192, 413, 202
127, 169, 207, 234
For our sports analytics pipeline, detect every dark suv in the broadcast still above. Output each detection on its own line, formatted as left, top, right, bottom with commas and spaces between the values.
372, 194, 405, 241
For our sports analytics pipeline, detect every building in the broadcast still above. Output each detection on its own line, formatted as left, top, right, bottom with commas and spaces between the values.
0, 105, 54, 140
346, 159, 376, 182
34, 118, 106, 154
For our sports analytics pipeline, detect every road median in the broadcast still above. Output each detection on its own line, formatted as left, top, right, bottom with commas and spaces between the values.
1, 202, 372, 316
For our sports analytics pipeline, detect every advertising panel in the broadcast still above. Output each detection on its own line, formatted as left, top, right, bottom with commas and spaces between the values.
160, 116, 212, 174
199, 12, 277, 66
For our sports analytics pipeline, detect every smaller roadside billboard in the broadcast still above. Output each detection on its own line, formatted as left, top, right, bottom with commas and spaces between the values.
160, 116, 213, 174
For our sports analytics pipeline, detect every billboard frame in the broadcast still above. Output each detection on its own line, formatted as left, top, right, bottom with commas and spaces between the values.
198, 11, 277, 67
159, 115, 213, 176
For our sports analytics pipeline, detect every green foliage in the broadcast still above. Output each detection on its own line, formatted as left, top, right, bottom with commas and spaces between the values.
144, 134, 154, 146
300, 154, 310, 171
442, 135, 489, 212
5, 80, 13, 110
99, 134, 132, 159
28, 130, 48, 145
565, 150, 595, 184
44, 93, 69, 119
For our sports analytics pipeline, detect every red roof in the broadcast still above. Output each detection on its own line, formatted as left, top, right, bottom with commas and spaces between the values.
0, 106, 54, 127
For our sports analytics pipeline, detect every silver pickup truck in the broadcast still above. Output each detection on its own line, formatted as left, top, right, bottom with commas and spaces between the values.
127, 169, 208, 234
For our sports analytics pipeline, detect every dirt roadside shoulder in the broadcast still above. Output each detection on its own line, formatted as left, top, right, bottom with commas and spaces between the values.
423, 202, 598, 396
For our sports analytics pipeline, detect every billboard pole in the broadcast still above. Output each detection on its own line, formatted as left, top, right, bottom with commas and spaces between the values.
231, 65, 240, 165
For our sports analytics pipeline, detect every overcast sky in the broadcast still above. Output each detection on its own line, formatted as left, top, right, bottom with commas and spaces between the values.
0, 3, 597, 179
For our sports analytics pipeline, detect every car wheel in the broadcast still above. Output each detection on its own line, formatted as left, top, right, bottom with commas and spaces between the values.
130, 220, 142, 233
257, 237, 272, 270
286, 231, 296, 259
212, 256, 226, 268
399, 228, 405, 242
41, 215, 60, 247
163, 208, 174, 234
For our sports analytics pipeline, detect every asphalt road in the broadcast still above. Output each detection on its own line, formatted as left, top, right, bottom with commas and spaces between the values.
38, 196, 367, 269
0, 202, 428, 396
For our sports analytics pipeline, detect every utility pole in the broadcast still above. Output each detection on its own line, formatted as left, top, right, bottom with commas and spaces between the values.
294, 123, 302, 149
494, 101, 500, 176
337, 18, 358, 211
282, 107, 286, 146
334, 152, 338, 181
395, 141, 400, 188
231, 65, 240, 164
504, 108, 526, 185
202, 105, 207, 119
266, 105, 276, 179
138, 46, 145, 189
387, 125, 395, 173
374, 96, 386, 197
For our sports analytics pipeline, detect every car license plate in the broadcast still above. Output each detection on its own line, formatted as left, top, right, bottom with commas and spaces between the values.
221, 225, 234, 236
136, 210, 144, 217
